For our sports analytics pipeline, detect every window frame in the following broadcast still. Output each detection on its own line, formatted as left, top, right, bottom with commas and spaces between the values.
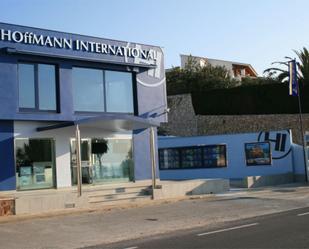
72, 66, 136, 115
18, 61, 59, 113
159, 144, 228, 170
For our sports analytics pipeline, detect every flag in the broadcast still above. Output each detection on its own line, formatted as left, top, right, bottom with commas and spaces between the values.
288, 60, 298, 96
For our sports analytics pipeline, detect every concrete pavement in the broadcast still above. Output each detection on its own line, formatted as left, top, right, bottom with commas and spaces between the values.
1, 184, 309, 249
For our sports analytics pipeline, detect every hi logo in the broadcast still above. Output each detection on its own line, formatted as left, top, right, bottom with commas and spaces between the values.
124, 43, 165, 88
258, 130, 291, 159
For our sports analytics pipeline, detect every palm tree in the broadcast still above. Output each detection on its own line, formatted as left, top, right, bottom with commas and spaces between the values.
264, 47, 309, 85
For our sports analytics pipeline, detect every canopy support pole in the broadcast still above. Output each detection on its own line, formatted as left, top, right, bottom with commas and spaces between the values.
75, 124, 82, 197
150, 127, 157, 198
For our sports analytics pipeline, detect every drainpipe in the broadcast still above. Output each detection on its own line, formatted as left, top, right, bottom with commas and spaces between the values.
75, 125, 82, 197
150, 127, 157, 198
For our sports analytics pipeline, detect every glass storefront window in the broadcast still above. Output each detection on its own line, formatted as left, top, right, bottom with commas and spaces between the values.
72, 67, 105, 112
72, 67, 134, 113
94, 138, 134, 183
18, 64, 35, 109
15, 138, 55, 190
38, 64, 57, 110
70, 137, 134, 185
105, 71, 134, 113
18, 63, 57, 111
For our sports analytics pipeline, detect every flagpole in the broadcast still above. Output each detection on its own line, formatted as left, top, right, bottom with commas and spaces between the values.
294, 60, 308, 182
297, 84, 308, 182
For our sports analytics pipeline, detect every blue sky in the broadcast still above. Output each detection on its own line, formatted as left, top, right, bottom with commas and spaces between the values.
1, 0, 308, 75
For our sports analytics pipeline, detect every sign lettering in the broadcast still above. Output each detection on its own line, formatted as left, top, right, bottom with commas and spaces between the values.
0, 28, 158, 64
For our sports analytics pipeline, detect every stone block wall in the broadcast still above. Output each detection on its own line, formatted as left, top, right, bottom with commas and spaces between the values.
0, 198, 15, 216
160, 94, 198, 136
162, 94, 309, 145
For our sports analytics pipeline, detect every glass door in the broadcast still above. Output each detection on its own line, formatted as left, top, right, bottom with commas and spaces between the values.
70, 138, 93, 185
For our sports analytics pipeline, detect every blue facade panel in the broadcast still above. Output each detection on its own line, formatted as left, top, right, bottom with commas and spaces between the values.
133, 127, 159, 181
133, 129, 152, 180
0, 120, 15, 190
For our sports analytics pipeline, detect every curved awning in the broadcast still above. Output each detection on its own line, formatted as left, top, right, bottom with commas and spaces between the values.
37, 113, 159, 133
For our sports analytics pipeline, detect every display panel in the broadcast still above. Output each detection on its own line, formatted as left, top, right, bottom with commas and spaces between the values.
159, 144, 227, 170
159, 149, 180, 169
181, 147, 203, 168
203, 145, 227, 168
245, 142, 272, 166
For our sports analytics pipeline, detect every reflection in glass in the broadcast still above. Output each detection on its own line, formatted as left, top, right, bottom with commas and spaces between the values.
70, 137, 134, 185
159, 149, 180, 169
38, 64, 56, 110
15, 139, 55, 190
18, 64, 35, 108
105, 71, 134, 113
72, 67, 105, 112
181, 147, 203, 168
70, 139, 92, 184
92, 138, 134, 183
159, 145, 227, 169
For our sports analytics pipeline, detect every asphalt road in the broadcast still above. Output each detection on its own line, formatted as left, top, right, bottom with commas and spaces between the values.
87, 207, 309, 249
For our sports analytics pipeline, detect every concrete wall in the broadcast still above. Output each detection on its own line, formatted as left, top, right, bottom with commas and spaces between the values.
153, 179, 230, 199
163, 94, 309, 145
158, 130, 304, 184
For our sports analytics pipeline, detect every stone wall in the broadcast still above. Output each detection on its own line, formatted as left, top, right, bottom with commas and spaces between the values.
0, 198, 15, 216
162, 94, 309, 145
160, 94, 198, 136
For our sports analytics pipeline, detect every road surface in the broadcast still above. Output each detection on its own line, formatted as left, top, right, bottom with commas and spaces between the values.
90, 207, 309, 249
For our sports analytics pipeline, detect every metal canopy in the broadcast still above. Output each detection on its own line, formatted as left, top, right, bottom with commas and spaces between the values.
36, 113, 159, 133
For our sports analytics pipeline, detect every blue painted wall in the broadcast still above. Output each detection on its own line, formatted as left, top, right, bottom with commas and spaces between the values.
0, 120, 15, 190
292, 144, 306, 175
159, 130, 297, 180
133, 127, 159, 181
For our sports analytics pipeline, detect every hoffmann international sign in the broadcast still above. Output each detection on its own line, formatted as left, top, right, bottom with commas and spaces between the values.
0, 28, 158, 63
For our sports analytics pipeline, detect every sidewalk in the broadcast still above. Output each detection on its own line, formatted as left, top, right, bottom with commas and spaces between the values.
1, 184, 309, 249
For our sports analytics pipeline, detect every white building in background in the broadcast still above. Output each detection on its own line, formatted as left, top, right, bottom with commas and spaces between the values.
180, 54, 258, 80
